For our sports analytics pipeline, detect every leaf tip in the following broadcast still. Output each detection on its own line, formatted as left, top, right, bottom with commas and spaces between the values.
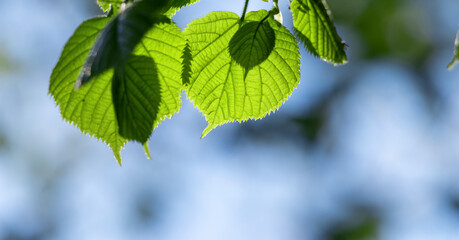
201, 124, 217, 139
143, 142, 152, 160
448, 58, 458, 70
110, 141, 123, 165
114, 151, 122, 166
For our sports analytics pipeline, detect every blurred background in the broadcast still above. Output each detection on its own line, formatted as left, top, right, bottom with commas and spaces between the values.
0, 0, 459, 239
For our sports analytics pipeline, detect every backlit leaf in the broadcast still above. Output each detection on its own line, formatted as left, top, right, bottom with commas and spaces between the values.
50, 17, 185, 163
291, 0, 347, 64
185, 10, 300, 137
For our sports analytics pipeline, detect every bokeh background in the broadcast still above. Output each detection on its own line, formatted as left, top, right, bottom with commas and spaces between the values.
1, 0, 459, 239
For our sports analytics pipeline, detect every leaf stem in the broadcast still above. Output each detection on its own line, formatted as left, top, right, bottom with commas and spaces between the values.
240, 0, 250, 22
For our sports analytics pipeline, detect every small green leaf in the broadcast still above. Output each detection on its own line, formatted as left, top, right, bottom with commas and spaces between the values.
112, 55, 161, 143
291, 0, 347, 65
229, 19, 275, 71
78, 0, 169, 87
448, 29, 459, 70
185, 10, 300, 137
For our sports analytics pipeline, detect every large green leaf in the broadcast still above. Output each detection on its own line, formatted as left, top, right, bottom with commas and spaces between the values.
291, 0, 347, 65
185, 10, 300, 137
50, 17, 185, 163
78, 0, 169, 87
448, 29, 459, 70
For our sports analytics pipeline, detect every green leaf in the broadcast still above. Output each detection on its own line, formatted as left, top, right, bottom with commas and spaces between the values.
291, 0, 347, 65
78, 0, 169, 87
185, 10, 300, 137
448, 29, 459, 70
112, 55, 161, 143
165, 0, 200, 17
50, 17, 185, 163
228, 19, 275, 71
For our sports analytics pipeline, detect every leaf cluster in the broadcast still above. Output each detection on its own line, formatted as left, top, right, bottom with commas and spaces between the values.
50, 0, 349, 163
